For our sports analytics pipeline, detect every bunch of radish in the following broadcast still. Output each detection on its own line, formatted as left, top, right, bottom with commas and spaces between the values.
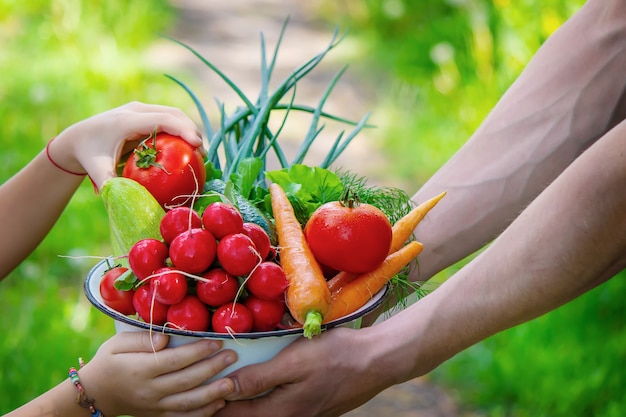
99, 202, 290, 333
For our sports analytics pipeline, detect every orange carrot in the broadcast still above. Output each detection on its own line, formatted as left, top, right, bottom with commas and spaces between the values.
269, 183, 331, 338
326, 271, 358, 293
323, 240, 423, 323
389, 191, 446, 254
326, 191, 445, 293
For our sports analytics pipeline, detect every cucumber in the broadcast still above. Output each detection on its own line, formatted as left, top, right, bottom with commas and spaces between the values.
100, 177, 165, 257
203, 179, 277, 245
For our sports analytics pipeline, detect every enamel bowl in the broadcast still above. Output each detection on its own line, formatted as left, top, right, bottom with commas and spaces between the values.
84, 258, 388, 382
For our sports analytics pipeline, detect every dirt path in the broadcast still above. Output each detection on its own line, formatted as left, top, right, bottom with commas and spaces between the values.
151, 0, 464, 415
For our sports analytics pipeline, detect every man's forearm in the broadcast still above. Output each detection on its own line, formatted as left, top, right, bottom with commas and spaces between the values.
411, 0, 626, 281
377, 118, 626, 383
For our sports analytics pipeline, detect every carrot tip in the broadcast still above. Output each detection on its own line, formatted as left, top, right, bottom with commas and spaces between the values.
302, 311, 324, 339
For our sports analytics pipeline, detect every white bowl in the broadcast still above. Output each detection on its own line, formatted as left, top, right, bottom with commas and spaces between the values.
84, 258, 389, 382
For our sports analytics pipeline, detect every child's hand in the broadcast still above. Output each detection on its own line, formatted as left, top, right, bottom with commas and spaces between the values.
79, 331, 236, 417
48, 102, 204, 190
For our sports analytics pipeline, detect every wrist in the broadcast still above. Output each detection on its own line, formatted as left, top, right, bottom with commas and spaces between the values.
357, 319, 426, 387
47, 130, 86, 176
362, 294, 455, 385
76, 359, 118, 417
67, 358, 111, 417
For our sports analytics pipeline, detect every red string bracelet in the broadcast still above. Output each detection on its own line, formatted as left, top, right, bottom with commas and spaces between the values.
46, 137, 87, 176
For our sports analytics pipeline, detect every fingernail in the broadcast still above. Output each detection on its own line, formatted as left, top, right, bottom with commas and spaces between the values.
207, 340, 221, 351
220, 380, 234, 395
225, 377, 240, 400
223, 352, 236, 366
151, 332, 166, 343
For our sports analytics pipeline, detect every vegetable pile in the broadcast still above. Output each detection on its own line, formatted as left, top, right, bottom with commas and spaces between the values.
98, 21, 446, 338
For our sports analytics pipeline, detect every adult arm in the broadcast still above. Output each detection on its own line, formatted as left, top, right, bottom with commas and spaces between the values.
381, 116, 626, 382
218, 103, 626, 417
215, 0, 626, 415
411, 0, 626, 280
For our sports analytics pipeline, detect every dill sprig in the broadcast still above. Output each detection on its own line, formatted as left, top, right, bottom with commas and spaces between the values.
336, 169, 413, 225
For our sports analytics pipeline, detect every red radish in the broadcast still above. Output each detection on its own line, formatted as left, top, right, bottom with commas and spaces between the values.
244, 296, 285, 332
245, 261, 289, 301
242, 222, 272, 260
212, 303, 253, 333
99, 266, 135, 315
211, 303, 253, 333
217, 233, 260, 276
128, 238, 169, 280
266, 246, 277, 261
160, 206, 202, 244
196, 268, 239, 307
166, 295, 210, 332
202, 202, 244, 239
132, 284, 169, 325
150, 266, 188, 305
169, 228, 217, 274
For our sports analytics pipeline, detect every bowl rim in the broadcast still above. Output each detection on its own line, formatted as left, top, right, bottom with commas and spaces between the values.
85, 258, 389, 340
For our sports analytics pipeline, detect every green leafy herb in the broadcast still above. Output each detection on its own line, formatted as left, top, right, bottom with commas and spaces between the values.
230, 157, 264, 200
112, 268, 136, 292
265, 164, 343, 224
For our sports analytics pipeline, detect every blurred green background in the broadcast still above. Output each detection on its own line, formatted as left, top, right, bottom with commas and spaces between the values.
1, 0, 624, 416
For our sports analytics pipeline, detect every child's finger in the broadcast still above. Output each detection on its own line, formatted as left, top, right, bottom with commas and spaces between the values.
151, 339, 228, 375
104, 331, 170, 354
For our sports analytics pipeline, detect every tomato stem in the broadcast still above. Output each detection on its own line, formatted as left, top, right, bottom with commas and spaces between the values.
339, 187, 360, 209
133, 129, 169, 173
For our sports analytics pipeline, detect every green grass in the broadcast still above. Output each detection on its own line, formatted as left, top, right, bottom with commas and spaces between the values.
0, 273, 113, 408
431, 272, 626, 417
0, 0, 198, 412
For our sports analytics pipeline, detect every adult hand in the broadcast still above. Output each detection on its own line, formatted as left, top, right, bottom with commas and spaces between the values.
215, 326, 398, 417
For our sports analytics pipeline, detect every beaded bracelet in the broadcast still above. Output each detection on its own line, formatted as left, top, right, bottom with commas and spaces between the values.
46, 137, 87, 176
68, 358, 104, 417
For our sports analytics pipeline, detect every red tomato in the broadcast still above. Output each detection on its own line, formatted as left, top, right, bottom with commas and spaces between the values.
304, 200, 392, 274
122, 133, 206, 209
166, 295, 210, 332
212, 303, 253, 333
99, 266, 136, 315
